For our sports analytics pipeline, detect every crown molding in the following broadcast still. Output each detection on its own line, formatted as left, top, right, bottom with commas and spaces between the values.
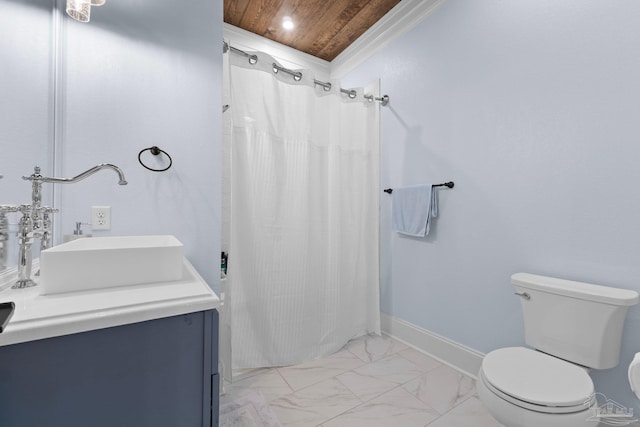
223, 0, 447, 80
223, 23, 331, 79
330, 0, 447, 79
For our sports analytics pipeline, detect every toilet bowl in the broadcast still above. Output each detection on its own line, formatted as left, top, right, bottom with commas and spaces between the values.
477, 347, 595, 427
477, 273, 639, 427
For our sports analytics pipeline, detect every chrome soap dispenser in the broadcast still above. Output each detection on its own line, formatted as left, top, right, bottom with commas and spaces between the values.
63, 222, 92, 243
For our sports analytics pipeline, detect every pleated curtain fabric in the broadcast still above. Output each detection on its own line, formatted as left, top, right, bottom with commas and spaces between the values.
225, 51, 380, 369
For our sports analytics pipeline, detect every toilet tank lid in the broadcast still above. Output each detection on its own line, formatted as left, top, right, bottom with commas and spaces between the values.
511, 273, 639, 306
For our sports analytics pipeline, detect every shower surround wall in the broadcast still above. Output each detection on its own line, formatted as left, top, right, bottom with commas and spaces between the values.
342, 0, 640, 411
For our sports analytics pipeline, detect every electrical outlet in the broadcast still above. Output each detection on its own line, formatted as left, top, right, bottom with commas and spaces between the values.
91, 206, 111, 230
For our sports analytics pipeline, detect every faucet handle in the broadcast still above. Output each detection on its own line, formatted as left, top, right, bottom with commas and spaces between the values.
22, 166, 42, 181
0, 205, 18, 214
17, 204, 33, 215
39, 206, 59, 214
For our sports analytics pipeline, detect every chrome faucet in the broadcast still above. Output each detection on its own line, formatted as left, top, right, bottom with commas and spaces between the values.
22, 164, 127, 213
15, 204, 37, 287
0, 205, 17, 272
31, 163, 128, 186
1, 178, 12, 271
12, 164, 128, 288
0, 211, 6, 271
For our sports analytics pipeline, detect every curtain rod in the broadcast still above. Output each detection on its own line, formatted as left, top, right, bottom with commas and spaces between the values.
223, 41, 389, 106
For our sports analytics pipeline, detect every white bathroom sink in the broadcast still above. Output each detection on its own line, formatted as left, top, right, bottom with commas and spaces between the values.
39, 235, 184, 295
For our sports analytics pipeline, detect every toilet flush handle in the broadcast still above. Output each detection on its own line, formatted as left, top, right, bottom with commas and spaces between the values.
514, 291, 531, 300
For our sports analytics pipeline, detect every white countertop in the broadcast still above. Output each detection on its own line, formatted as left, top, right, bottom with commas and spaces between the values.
0, 257, 220, 347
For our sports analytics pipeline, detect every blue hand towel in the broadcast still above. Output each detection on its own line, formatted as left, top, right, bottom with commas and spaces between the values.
391, 184, 437, 237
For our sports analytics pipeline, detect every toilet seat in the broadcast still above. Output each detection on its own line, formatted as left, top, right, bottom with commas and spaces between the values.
481, 347, 594, 414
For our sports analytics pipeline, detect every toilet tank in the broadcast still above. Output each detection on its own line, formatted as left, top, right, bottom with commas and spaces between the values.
512, 273, 639, 369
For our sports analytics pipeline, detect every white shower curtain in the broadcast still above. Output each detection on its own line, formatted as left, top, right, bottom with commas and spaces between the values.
224, 51, 380, 369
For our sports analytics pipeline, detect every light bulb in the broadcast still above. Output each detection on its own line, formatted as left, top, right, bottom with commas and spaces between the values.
91, 0, 106, 5
282, 16, 294, 31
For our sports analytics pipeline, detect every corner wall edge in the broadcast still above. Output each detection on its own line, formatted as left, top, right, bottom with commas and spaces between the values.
380, 311, 484, 379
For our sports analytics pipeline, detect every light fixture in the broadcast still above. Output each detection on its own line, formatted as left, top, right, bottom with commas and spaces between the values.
66, 0, 107, 22
66, 0, 91, 22
282, 16, 294, 31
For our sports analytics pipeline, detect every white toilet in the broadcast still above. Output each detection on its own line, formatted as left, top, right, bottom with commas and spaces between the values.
477, 273, 639, 427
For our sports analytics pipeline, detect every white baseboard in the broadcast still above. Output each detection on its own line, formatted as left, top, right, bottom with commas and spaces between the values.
380, 312, 484, 379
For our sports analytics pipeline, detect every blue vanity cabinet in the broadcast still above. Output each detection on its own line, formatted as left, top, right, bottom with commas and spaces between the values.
0, 309, 219, 427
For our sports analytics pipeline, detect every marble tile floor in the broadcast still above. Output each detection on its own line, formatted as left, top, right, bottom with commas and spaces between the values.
222, 334, 504, 427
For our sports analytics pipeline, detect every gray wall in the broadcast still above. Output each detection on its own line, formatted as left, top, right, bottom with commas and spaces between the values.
0, 0, 55, 266
343, 0, 640, 410
57, 0, 222, 289
1, 0, 223, 289
0, 0, 54, 190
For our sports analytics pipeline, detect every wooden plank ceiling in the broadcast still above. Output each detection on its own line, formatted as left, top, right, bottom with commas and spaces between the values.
224, 0, 402, 62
